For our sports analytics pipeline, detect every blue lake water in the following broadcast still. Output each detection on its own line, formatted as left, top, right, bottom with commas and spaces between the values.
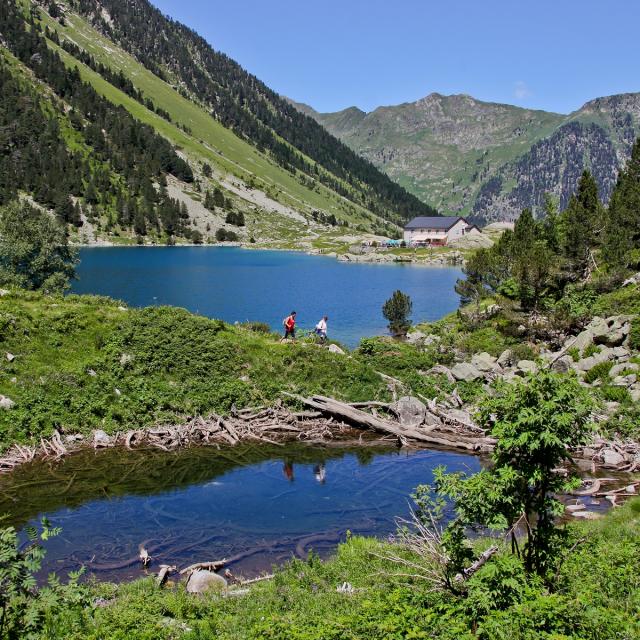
72, 247, 462, 347
0, 444, 481, 582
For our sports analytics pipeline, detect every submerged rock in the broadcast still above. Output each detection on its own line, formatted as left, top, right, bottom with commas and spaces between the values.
186, 570, 227, 594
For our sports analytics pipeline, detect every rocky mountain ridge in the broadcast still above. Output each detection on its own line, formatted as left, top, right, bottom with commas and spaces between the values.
294, 91, 640, 224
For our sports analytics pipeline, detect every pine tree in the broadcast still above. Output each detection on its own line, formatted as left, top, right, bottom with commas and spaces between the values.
604, 138, 640, 269
561, 170, 602, 277
382, 290, 412, 337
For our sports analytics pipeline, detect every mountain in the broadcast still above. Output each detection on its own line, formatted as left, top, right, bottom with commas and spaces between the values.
0, 1, 435, 248
296, 92, 640, 224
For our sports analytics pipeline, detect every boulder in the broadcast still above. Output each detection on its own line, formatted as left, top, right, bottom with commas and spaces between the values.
589, 316, 632, 347
426, 365, 456, 384
516, 360, 538, 375
609, 362, 639, 377
391, 396, 427, 428
568, 329, 595, 354
586, 316, 609, 341
601, 449, 625, 467
6, 352, 15, 362
551, 355, 573, 373
328, 344, 346, 355
0, 289, 9, 297
575, 349, 614, 372
93, 430, 111, 446
186, 570, 227, 594
471, 352, 498, 372
610, 347, 630, 362
496, 349, 514, 368
0, 395, 15, 410
450, 362, 483, 382
630, 387, 640, 403
405, 331, 426, 345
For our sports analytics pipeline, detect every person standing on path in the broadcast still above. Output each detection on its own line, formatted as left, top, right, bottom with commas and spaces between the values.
315, 315, 328, 344
282, 311, 297, 342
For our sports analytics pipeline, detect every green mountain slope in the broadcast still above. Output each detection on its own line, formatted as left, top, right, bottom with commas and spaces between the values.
298, 92, 640, 224
1, 0, 436, 247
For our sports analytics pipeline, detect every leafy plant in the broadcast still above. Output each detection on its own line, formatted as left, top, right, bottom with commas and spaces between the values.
422, 372, 594, 581
0, 518, 59, 639
584, 361, 613, 384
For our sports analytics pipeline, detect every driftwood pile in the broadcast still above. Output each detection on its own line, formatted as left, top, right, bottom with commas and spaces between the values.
574, 437, 639, 472
0, 394, 638, 474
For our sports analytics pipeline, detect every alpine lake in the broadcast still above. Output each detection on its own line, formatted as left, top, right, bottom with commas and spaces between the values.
3, 247, 476, 582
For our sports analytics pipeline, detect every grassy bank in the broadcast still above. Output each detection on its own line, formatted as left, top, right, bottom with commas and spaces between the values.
6, 498, 639, 639
0, 290, 395, 452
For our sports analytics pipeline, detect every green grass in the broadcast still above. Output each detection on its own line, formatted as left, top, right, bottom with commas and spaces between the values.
0, 290, 394, 452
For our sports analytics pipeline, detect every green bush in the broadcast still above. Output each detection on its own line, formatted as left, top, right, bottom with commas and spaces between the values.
629, 318, 640, 351
583, 342, 601, 358
509, 342, 537, 362
584, 361, 613, 384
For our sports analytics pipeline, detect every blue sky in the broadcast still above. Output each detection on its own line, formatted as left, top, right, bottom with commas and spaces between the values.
152, 0, 639, 115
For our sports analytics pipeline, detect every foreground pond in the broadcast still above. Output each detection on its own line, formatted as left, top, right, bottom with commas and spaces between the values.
72, 247, 462, 347
0, 444, 480, 582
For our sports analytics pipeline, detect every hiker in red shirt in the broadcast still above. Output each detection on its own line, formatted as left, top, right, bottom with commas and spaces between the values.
281, 310, 297, 342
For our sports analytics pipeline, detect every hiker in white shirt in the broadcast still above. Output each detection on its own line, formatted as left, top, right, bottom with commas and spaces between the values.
315, 315, 328, 343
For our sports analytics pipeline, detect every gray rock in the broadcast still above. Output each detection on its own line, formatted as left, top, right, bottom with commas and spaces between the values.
328, 344, 345, 355
471, 352, 497, 372
516, 360, 538, 375
568, 329, 595, 354
571, 511, 601, 520
119, 353, 133, 366
405, 331, 426, 345
630, 388, 640, 403
450, 362, 483, 382
0, 289, 9, 297
391, 396, 427, 427
565, 503, 586, 513
496, 349, 514, 368
575, 350, 614, 372
6, 352, 15, 362
586, 316, 609, 340
610, 347, 631, 362
426, 365, 456, 384
186, 570, 227, 594
622, 273, 640, 287
87, 369, 97, 377
0, 395, 15, 410
93, 430, 111, 446
609, 363, 639, 377
601, 449, 625, 467
551, 355, 573, 373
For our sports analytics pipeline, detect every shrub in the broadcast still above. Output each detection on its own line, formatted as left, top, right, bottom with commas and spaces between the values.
599, 385, 631, 404
382, 290, 412, 337
0, 200, 77, 293
510, 342, 537, 362
216, 228, 239, 242
584, 361, 613, 384
629, 318, 640, 351
240, 321, 271, 334
583, 343, 601, 358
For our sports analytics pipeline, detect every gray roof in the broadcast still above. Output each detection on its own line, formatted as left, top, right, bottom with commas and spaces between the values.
404, 216, 465, 230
